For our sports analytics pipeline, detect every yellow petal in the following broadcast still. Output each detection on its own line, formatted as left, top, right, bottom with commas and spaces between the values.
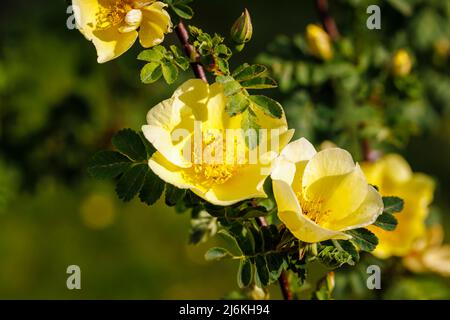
379, 154, 413, 186
72, 0, 99, 39
273, 180, 350, 243
148, 151, 192, 189
280, 138, 317, 163
201, 165, 267, 206
302, 148, 355, 194
271, 157, 297, 185
92, 28, 139, 63
329, 185, 383, 231
142, 97, 192, 168
320, 164, 369, 222
139, 2, 172, 48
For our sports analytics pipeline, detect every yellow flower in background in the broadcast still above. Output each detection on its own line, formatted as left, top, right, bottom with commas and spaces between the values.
142, 79, 293, 206
271, 138, 383, 243
391, 49, 413, 76
306, 24, 333, 61
72, 0, 172, 63
403, 224, 450, 277
362, 154, 435, 258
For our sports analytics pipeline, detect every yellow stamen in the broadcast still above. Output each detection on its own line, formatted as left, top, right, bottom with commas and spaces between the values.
296, 190, 331, 225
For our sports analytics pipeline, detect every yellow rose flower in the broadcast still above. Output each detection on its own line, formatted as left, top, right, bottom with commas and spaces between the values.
271, 138, 383, 243
403, 224, 450, 277
391, 49, 413, 76
306, 24, 333, 61
142, 79, 293, 206
73, 0, 172, 63
362, 154, 435, 258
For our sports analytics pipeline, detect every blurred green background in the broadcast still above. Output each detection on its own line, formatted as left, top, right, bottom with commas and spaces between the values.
0, 0, 449, 299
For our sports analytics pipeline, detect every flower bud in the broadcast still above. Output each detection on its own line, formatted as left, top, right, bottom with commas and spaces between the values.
230, 9, 253, 46
326, 272, 335, 292
306, 24, 333, 61
391, 49, 412, 77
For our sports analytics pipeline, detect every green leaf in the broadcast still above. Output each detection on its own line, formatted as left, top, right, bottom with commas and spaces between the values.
226, 93, 249, 116
255, 255, 270, 287
205, 247, 233, 261
217, 230, 242, 256
137, 47, 165, 62
217, 57, 230, 75
383, 196, 404, 214
228, 224, 255, 256
262, 176, 274, 199
336, 240, 359, 265
232, 63, 249, 78
165, 184, 187, 207
346, 228, 378, 252
87, 151, 131, 179
112, 129, 147, 162
374, 212, 398, 231
234, 64, 267, 81
138, 131, 156, 158
140, 62, 162, 84
241, 77, 277, 89
139, 170, 165, 205
169, 45, 183, 58
241, 109, 261, 149
161, 62, 179, 84
249, 95, 283, 119
171, 3, 194, 19
387, 0, 412, 16
266, 253, 286, 283
174, 57, 190, 71
295, 62, 310, 85
237, 258, 253, 288
217, 76, 242, 96
115, 164, 148, 202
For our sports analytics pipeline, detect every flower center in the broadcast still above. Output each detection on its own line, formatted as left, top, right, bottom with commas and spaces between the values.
192, 163, 238, 186
296, 190, 331, 225
185, 131, 246, 188
95, 0, 151, 30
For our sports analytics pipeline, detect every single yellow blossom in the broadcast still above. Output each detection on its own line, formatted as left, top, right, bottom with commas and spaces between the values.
271, 138, 383, 243
362, 154, 435, 258
403, 224, 450, 277
306, 24, 333, 61
391, 49, 413, 76
73, 0, 172, 63
142, 79, 293, 206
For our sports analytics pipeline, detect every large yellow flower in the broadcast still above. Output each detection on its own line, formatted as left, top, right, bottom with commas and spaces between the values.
142, 79, 293, 206
271, 138, 383, 243
362, 154, 435, 258
73, 0, 172, 63
306, 24, 333, 61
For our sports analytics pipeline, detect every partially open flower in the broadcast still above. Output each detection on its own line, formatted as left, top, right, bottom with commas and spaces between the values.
73, 0, 172, 63
391, 49, 413, 77
306, 24, 333, 61
142, 79, 293, 206
362, 154, 435, 258
271, 138, 383, 243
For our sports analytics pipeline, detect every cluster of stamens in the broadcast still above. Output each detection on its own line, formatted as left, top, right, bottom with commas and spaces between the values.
296, 189, 331, 225
187, 132, 246, 188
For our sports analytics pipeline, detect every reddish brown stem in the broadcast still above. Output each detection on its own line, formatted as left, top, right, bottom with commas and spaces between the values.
256, 217, 293, 300
175, 21, 208, 82
315, 0, 340, 41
